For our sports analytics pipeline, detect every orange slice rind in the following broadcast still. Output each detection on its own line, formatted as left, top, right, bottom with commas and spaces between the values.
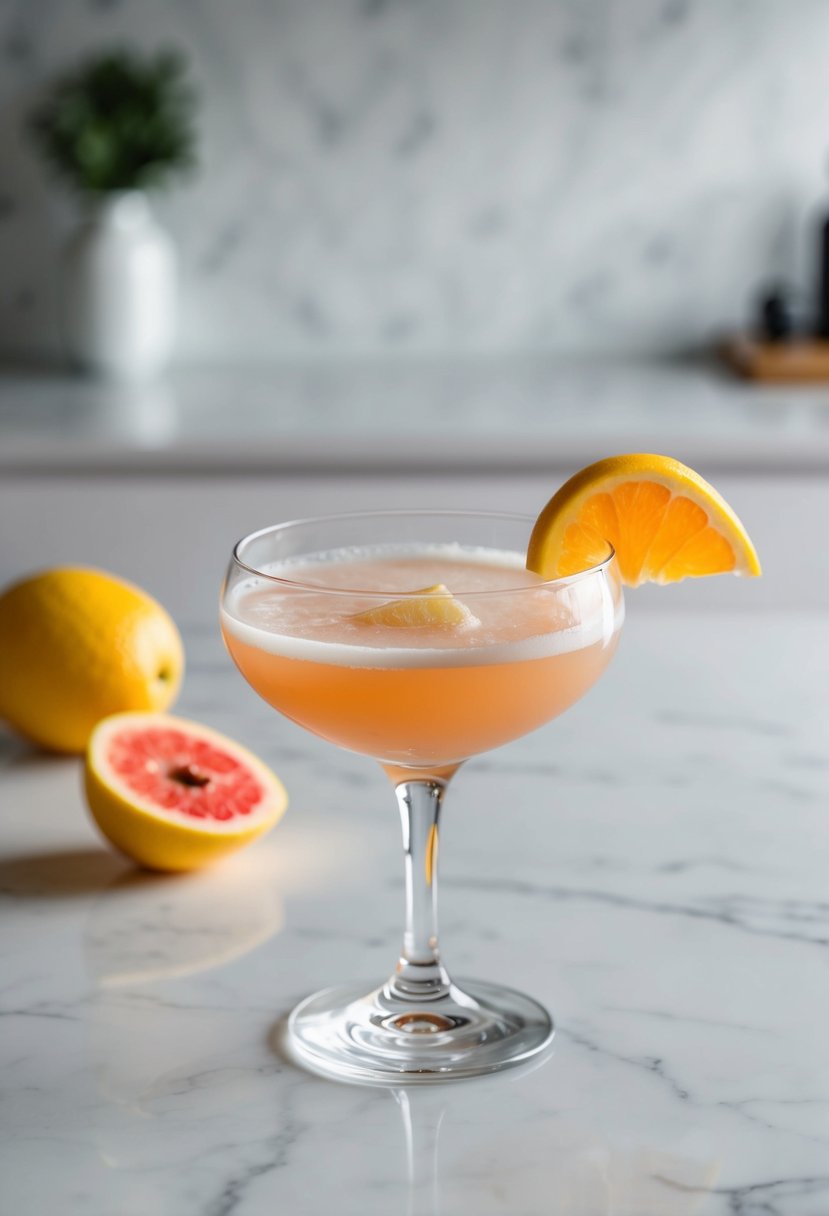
527, 454, 761, 587
350, 584, 480, 629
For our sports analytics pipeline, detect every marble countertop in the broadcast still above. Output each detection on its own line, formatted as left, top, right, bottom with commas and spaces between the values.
2, 608, 829, 1214
4, 357, 829, 473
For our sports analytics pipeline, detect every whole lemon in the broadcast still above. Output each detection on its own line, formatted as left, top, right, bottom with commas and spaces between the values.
0, 567, 184, 754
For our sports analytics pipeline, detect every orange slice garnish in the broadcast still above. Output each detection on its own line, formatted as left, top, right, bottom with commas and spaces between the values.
527, 454, 761, 586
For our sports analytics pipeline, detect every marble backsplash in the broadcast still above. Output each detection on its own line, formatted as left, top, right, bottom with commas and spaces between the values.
2, 0, 829, 363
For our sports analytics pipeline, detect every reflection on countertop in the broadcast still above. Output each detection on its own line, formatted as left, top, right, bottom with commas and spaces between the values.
3, 355, 829, 473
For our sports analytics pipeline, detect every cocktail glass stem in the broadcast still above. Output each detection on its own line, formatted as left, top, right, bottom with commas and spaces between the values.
386, 778, 452, 1003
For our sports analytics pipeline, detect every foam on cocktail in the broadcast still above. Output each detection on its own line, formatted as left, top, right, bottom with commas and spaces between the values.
222, 543, 622, 670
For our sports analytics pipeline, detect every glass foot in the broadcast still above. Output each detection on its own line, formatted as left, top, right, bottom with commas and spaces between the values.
286, 977, 554, 1084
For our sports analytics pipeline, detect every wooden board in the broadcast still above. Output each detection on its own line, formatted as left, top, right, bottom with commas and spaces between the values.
721, 335, 829, 383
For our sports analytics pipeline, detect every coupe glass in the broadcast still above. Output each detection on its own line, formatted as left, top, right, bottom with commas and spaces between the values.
221, 510, 622, 1083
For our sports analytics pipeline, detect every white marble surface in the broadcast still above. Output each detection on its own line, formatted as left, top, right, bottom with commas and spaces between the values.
3, 357, 829, 472
2, 609, 829, 1214
3, 1, 829, 362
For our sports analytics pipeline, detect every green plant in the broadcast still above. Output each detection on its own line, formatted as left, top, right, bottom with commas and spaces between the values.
30, 48, 197, 194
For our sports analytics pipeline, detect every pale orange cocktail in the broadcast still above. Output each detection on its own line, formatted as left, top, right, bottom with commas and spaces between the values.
221, 550, 618, 776
220, 511, 622, 1083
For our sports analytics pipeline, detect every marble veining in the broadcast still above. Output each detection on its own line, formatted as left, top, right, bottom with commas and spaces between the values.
2, 1, 829, 362
1, 611, 829, 1213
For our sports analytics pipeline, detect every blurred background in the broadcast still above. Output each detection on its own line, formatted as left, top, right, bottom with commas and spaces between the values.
3, 0, 829, 362
2, 0, 829, 615
5, 11, 829, 1207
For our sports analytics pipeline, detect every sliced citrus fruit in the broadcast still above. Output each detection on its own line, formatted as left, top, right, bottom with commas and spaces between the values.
527, 454, 761, 586
350, 584, 480, 628
85, 712, 287, 872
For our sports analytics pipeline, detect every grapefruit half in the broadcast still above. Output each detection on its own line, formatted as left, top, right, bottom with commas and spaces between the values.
85, 713, 287, 872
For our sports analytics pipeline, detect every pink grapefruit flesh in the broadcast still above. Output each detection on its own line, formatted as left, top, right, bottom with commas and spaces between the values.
106, 724, 265, 822
85, 712, 288, 871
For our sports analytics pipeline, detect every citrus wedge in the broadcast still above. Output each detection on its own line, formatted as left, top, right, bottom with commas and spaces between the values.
85, 712, 287, 872
350, 584, 479, 628
527, 454, 761, 586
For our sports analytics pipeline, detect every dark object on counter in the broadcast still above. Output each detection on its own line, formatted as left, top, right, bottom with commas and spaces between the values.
720, 200, 829, 380
723, 277, 829, 381
818, 213, 829, 337
755, 282, 812, 343
758, 286, 797, 342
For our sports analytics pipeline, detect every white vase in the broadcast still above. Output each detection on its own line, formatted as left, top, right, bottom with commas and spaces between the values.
61, 191, 177, 381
